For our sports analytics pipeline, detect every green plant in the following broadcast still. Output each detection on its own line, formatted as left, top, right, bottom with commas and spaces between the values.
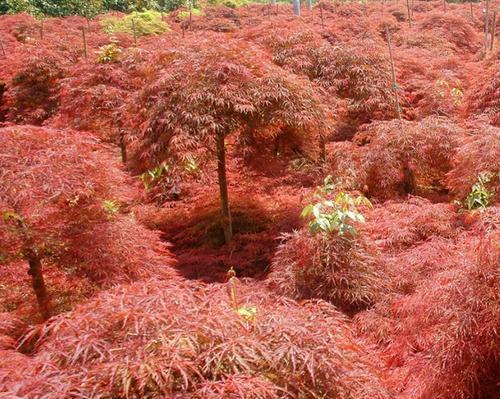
102, 199, 120, 215
178, 7, 203, 19
140, 162, 170, 190
184, 155, 199, 174
301, 176, 371, 236
96, 42, 122, 63
464, 173, 494, 210
101, 9, 169, 37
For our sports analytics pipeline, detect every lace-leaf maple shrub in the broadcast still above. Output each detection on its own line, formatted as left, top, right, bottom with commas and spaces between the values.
0, 126, 177, 320
130, 34, 330, 244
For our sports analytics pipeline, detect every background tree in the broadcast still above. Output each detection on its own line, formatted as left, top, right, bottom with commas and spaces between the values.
130, 36, 329, 244
0, 126, 176, 319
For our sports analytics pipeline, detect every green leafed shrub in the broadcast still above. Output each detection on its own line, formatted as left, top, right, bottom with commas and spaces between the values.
464, 173, 495, 210
301, 176, 371, 237
101, 9, 169, 36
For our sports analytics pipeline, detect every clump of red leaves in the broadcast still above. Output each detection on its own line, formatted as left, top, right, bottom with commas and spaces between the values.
447, 122, 500, 203
419, 12, 480, 53
269, 229, 388, 314
15, 280, 392, 399
3, 49, 66, 124
129, 33, 329, 171
353, 116, 464, 199
356, 231, 499, 399
0, 126, 177, 308
253, 23, 393, 129
465, 63, 500, 127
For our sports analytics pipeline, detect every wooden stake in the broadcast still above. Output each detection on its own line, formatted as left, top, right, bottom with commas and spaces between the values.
81, 27, 87, 60
40, 18, 44, 40
470, 0, 474, 19
443, 0, 447, 13
490, 11, 497, 51
189, 7, 192, 29
484, 0, 490, 50
385, 26, 402, 121
320, 2, 325, 29
132, 18, 137, 45
406, 0, 412, 28
0, 36, 6, 58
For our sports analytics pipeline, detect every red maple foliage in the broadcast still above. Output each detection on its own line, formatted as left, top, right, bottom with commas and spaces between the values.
269, 229, 388, 313
0, 126, 176, 319
14, 280, 392, 399
447, 122, 500, 203
353, 116, 464, 198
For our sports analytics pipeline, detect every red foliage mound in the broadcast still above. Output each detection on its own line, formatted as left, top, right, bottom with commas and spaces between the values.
130, 34, 329, 170
253, 24, 393, 127
0, 126, 177, 318
16, 279, 392, 398
361, 197, 458, 250
446, 122, 500, 203
52, 47, 153, 142
354, 116, 464, 198
465, 63, 500, 127
3, 49, 66, 124
419, 12, 480, 53
0, 313, 23, 350
269, 229, 388, 313
356, 231, 499, 399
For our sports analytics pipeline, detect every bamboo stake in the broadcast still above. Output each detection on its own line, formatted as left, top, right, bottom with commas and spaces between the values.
406, 0, 412, 28
0, 36, 6, 58
132, 18, 137, 45
385, 26, 402, 121
40, 18, 44, 41
81, 27, 87, 60
484, 0, 490, 50
320, 2, 325, 29
490, 11, 497, 51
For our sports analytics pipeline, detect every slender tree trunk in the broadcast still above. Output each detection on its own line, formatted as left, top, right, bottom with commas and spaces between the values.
406, 0, 412, 28
0, 36, 5, 58
319, 133, 326, 163
293, 0, 301, 16
81, 27, 88, 60
39, 18, 44, 41
216, 132, 233, 244
470, 1, 474, 19
306, 0, 312, 11
484, 0, 490, 50
132, 18, 138, 45
119, 130, 127, 163
320, 2, 325, 28
490, 11, 497, 51
385, 26, 402, 121
26, 249, 51, 320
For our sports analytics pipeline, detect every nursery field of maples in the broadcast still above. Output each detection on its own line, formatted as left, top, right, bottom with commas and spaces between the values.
0, 0, 499, 398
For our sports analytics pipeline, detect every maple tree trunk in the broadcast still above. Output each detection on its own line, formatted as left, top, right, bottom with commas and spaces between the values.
319, 133, 326, 163
119, 130, 127, 163
26, 249, 51, 320
216, 132, 233, 244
